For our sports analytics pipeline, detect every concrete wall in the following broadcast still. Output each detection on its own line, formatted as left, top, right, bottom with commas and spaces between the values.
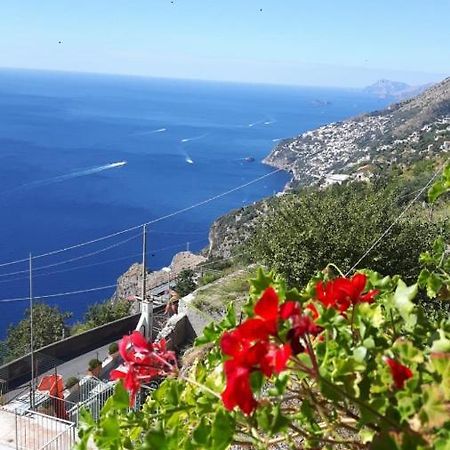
0, 306, 165, 391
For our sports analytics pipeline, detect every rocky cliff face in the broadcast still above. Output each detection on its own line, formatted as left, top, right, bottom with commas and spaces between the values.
206, 195, 284, 259
112, 251, 207, 304
264, 77, 450, 189
207, 79, 450, 258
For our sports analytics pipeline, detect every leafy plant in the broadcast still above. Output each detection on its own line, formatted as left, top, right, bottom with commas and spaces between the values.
77, 268, 450, 449
88, 359, 102, 371
1, 303, 71, 363
247, 183, 442, 286
175, 269, 197, 297
108, 342, 119, 355
65, 376, 80, 389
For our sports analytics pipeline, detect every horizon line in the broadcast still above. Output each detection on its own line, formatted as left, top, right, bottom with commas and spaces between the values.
1, 65, 447, 91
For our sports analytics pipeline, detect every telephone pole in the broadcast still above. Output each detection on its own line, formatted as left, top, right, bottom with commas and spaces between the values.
141, 224, 147, 305
29, 253, 35, 409
137, 225, 154, 341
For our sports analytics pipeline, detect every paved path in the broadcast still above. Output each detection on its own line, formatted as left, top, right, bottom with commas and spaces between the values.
4, 340, 116, 404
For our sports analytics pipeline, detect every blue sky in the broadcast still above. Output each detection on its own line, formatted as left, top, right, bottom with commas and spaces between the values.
0, 0, 448, 87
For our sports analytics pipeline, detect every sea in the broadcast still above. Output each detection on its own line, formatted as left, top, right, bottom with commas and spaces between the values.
0, 68, 391, 337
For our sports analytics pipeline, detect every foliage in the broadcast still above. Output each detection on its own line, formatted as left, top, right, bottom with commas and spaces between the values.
73, 299, 132, 334
65, 376, 80, 389
76, 168, 450, 449
198, 271, 222, 286
174, 269, 197, 298
88, 358, 102, 371
2, 303, 71, 363
247, 182, 445, 286
428, 163, 450, 203
78, 267, 450, 449
109, 342, 119, 355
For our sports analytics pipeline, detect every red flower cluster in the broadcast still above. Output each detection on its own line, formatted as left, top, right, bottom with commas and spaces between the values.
385, 358, 413, 389
111, 331, 177, 405
221, 287, 320, 414
316, 273, 379, 313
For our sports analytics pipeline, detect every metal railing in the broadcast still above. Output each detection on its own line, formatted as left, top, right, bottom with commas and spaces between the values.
14, 409, 76, 450
9, 378, 162, 449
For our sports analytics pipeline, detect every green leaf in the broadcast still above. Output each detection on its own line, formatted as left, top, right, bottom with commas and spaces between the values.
354, 346, 368, 363
428, 165, 450, 203
431, 329, 450, 353
211, 408, 235, 450
192, 418, 211, 447
250, 370, 264, 393
223, 302, 236, 329
393, 280, 418, 326
112, 380, 130, 410
418, 385, 449, 429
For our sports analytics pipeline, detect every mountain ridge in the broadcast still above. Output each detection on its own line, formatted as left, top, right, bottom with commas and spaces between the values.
264, 77, 449, 190
363, 78, 431, 99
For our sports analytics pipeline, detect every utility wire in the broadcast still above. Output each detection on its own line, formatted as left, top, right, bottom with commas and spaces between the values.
0, 233, 141, 278
0, 252, 244, 304
0, 169, 282, 269
346, 162, 446, 276
0, 284, 117, 303
0, 238, 208, 285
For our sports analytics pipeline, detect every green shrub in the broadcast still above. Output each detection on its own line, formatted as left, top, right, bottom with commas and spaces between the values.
88, 358, 101, 371
108, 342, 119, 355
65, 376, 79, 389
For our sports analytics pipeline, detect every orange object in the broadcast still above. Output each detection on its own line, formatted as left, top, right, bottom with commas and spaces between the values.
37, 374, 65, 398
37, 374, 68, 420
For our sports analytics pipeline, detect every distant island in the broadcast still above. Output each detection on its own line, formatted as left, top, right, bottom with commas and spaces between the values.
363, 78, 431, 99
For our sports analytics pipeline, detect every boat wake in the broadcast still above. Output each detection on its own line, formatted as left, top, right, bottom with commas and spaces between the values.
135, 128, 167, 136
180, 133, 208, 143
1, 161, 127, 196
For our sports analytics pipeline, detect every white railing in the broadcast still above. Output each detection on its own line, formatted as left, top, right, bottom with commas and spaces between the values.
14, 409, 75, 450
38, 423, 76, 450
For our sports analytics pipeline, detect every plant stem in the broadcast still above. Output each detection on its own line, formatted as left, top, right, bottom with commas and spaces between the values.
319, 376, 399, 429
326, 263, 346, 278
179, 374, 221, 399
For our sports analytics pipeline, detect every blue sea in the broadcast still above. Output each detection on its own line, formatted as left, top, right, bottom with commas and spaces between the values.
0, 69, 390, 336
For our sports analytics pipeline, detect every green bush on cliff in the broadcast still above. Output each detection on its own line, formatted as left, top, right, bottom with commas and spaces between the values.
247, 182, 447, 286
1, 303, 71, 363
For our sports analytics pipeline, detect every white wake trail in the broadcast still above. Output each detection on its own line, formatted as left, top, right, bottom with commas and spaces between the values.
1, 161, 127, 196
180, 133, 208, 143
135, 128, 167, 136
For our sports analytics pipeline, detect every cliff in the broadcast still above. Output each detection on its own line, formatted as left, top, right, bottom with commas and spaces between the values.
207, 78, 450, 258
264, 77, 450, 189
112, 251, 206, 304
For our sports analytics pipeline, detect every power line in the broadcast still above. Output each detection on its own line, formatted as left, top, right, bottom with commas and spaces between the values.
0, 250, 243, 304
0, 284, 118, 303
0, 233, 141, 278
346, 162, 447, 276
0, 168, 282, 269
148, 229, 207, 236
0, 238, 208, 285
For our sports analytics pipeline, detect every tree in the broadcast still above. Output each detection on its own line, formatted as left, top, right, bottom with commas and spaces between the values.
247, 182, 445, 286
3, 303, 71, 362
83, 299, 132, 329
174, 269, 196, 298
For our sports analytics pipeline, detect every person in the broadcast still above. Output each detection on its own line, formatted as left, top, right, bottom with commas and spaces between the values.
165, 289, 179, 316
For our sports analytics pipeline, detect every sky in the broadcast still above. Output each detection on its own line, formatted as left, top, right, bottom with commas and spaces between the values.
0, 0, 449, 87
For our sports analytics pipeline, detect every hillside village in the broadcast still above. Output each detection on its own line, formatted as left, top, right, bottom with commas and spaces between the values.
264, 78, 450, 189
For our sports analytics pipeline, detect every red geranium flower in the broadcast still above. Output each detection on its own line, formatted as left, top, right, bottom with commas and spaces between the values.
110, 332, 177, 405
222, 361, 256, 415
237, 287, 281, 341
316, 274, 379, 313
385, 358, 413, 389
220, 327, 291, 414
